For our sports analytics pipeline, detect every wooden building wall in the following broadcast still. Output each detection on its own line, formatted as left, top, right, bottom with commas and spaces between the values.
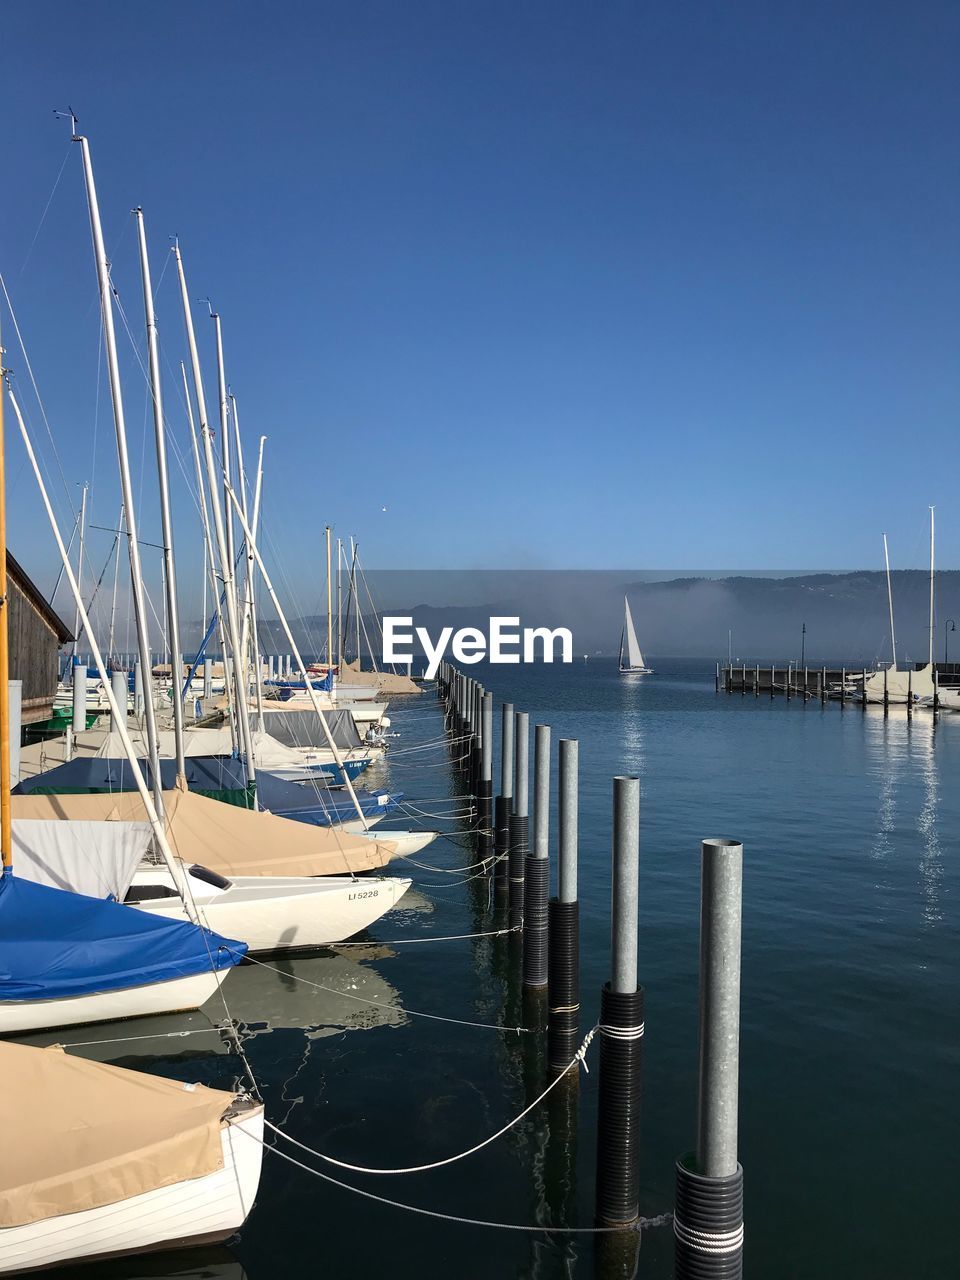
6, 558, 71, 725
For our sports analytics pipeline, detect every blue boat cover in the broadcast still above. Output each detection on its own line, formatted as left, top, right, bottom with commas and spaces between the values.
0, 874, 246, 1001
255, 770, 402, 826
265, 670, 334, 692
13, 756, 248, 795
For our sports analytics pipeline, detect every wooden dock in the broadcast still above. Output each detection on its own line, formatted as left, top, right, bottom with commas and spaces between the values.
717, 662, 960, 700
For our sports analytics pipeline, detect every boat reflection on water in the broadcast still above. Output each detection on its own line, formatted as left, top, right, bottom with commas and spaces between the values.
14, 946, 409, 1066
862, 703, 944, 925
227, 947, 408, 1042
45, 1244, 247, 1280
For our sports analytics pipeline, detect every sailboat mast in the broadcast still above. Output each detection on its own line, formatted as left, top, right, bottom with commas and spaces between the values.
929, 506, 935, 668
135, 209, 186, 779
350, 537, 359, 664
8, 381, 195, 913
75, 133, 164, 810
247, 433, 267, 727
336, 537, 342, 667
0, 349, 11, 868
173, 246, 257, 784
883, 532, 897, 669
71, 483, 87, 659
107, 504, 123, 662
326, 525, 333, 668
223, 481, 371, 828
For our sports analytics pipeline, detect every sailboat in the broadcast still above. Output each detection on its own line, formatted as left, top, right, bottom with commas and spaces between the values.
619, 596, 652, 674
861, 522, 935, 704
0, 1040, 263, 1273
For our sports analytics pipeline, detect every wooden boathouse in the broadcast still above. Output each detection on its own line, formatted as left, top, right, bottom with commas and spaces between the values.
6, 550, 73, 725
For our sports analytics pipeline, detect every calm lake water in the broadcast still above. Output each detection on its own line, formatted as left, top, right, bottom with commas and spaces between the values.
44, 658, 959, 1279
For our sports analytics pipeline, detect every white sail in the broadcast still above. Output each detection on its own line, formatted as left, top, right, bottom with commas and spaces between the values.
621, 597, 646, 670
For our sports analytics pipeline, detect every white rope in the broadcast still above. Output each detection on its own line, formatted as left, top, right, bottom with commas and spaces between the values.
229, 949, 529, 1034
265, 1027, 597, 1176
236, 1126, 673, 1235
59, 1026, 224, 1049
334, 925, 518, 947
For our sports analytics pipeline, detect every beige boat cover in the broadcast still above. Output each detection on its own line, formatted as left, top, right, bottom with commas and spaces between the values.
862, 663, 935, 701
0, 1042, 236, 1227
18, 726, 339, 778
338, 659, 421, 695
10, 785, 400, 879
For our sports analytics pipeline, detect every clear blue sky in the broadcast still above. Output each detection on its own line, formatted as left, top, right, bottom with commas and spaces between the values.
1, 1, 958, 615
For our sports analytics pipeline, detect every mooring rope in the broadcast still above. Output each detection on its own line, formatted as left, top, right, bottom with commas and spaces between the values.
235, 1126, 673, 1235
228, 949, 529, 1034
333, 924, 518, 947
264, 1027, 597, 1175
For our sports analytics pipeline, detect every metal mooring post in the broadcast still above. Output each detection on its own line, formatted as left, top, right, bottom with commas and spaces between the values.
472, 682, 483, 793
72, 661, 87, 734
548, 737, 580, 1073
111, 669, 128, 733
674, 838, 745, 1280
509, 711, 529, 931
523, 724, 550, 989
479, 692, 494, 869
861, 668, 868, 709
494, 702, 514, 904
595, 776, 644, 1227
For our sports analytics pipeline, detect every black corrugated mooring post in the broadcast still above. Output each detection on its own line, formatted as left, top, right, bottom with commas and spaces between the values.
674, 838, 744, 1280
473, 682, 484, 794
494, 702, 514, 905
548, 738, 580, 1074
478, 692, 494, 870
523, 724, 550, 989
463, 678, 474, 781
508, 711, 529, 931
595, 776, 644, 1228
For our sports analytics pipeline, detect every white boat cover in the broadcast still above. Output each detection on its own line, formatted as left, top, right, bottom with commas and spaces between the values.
255, 708, 363, 749
12, 818, 153, 900
18, 726, 344, 781
91, 727, 330, 771
0, 1041, 236, 1227
10, 784, 400, 879
862, 663, 935, 701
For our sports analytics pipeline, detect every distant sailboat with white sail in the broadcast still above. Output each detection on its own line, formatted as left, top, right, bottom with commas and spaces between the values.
619, 596, 651, 674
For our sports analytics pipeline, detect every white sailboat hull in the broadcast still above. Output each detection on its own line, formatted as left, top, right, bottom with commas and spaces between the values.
130, 871, 412, 952
0, 1106, 264, 1275
354, 829, 439, 857
0, 968, 229, 1035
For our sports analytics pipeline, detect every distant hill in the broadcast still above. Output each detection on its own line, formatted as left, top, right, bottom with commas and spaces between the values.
182, 569, 960, 666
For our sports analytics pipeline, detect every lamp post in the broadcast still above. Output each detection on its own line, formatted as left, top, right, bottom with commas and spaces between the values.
800, 622, 806, 670
945, 619, 956, 667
